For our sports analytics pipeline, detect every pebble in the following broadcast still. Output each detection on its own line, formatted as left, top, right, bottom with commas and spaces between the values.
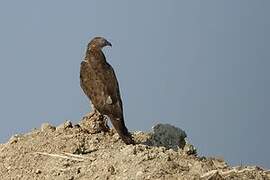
56, 120, 73, 130
136, 171, 144, 177
41, 123, 56, 132
35, 169, 41, 174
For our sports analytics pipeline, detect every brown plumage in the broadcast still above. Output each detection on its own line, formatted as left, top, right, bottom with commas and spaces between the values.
80, 37, 134, 145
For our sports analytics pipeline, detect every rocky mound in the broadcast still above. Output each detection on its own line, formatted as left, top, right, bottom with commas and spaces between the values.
0, 117, 269, 180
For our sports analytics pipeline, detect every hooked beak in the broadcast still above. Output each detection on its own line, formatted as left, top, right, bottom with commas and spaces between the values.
105, 40, 112, 47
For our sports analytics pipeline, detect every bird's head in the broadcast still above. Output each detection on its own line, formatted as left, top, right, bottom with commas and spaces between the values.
88, 37, 112, 50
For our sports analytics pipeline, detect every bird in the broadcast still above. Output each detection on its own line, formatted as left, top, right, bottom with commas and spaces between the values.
80, 37, 134, 145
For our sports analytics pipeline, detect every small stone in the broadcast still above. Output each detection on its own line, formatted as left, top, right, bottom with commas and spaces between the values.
183, 143, 197, 155
63, 162, 70, 168
158, 147, 166, 153
56, 120, 73, 130
134, 131, 143, 135
74, 124, 81, 128
41, 123, 56, 132
121, 145, 136, 155
8, 134, 21, 144
136, 144, 148, 152
200, 170, 223, 180
35, 169, 41, 174
210, 157, 228, 169
79, 112, 109, 134
136, 171, 144, 177
68, 176, 74, 180
53, 171, 61, 176
112, 133, 120, 140
107, 165, 116, 175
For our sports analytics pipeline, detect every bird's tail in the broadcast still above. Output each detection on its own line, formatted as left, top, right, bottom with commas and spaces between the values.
109, 115, 134, 145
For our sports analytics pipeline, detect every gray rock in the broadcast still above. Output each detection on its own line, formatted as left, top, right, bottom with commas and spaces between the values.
150, 123, 187, 150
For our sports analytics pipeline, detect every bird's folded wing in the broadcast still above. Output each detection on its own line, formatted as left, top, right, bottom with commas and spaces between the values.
80, 61, 93, 99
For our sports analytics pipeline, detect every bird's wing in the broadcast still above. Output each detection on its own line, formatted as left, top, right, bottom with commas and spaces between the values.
80, 61, 91, 98
80, 58, 123, 113
104, 63, 123, 109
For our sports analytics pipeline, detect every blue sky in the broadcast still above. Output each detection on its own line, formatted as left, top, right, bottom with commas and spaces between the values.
0, 1, 269, 168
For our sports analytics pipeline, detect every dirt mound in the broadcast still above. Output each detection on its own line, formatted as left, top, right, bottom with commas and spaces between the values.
0, 118, 269, 180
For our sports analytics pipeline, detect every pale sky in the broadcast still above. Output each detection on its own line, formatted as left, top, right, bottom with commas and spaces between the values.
0, 1, 269, 168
